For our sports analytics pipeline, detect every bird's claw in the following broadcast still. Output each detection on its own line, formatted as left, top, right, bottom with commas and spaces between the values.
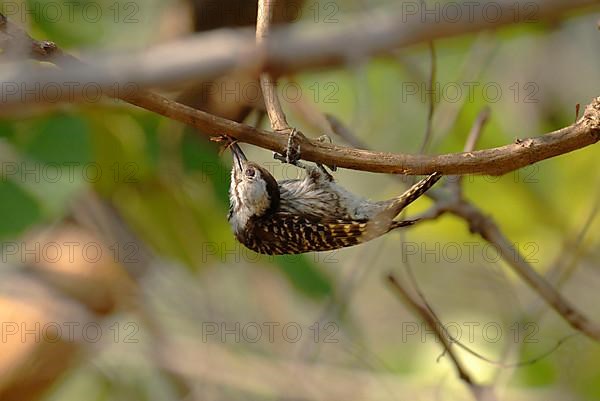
316, 134, 333, 144
274, 128, 304, 165
315, 134, 337, 173
273, 129, 336, 181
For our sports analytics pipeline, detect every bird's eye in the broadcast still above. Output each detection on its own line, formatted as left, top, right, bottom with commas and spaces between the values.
245, 168, 255, 178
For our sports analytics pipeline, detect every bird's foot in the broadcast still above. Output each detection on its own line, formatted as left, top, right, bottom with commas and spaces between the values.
273, 129, 336, 182
274, 127, 304, 165
315, 134, 337, 179
316, 134, 333, 144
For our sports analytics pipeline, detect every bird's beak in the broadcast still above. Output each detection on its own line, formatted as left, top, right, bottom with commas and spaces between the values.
230, 142, 247, 174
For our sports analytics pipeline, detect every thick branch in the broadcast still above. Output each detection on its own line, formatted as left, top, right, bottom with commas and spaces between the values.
0, 12, 599, 176
89, 93, 600, 176
447, 200, 600, 340
0, 13, 58, 60
328, 108, 600, 343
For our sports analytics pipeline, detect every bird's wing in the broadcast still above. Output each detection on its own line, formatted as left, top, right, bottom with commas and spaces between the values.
248, 212, 406, 255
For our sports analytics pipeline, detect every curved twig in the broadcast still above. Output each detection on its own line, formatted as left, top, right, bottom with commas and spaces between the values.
256, 0, 290, 132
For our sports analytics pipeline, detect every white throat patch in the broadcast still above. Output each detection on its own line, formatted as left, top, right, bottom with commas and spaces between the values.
229, 173, 271, 233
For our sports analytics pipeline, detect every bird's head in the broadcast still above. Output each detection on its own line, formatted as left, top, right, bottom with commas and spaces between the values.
228, 143, 280, 232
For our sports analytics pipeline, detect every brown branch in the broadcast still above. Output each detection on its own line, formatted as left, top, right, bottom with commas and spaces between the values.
1, 12, 599, 176
326, 109, 600, 343
129, 93, 599, 176
438, 136, 600, 341
256, 0, 290, 132
438, 107, 600, 341
0, 13, 58, 60
448, 200, 600, 340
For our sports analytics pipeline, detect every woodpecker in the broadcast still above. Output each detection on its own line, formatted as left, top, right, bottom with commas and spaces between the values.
227, 142, 441, 255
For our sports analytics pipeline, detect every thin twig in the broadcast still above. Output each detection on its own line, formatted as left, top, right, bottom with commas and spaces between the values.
555, 197, 600, 286
419, 42, 437, 154
256, 0, 290, 132
464, 107, 492, 153
400, 232, 577, 370
325, 113, 369, 149
430, 33, 497, 148
453, 107, 492, 193
386, 274, 472, 382
387, 274, 496, 401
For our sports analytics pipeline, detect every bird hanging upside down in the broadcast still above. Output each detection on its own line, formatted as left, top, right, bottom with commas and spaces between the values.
226, 134, 441, 255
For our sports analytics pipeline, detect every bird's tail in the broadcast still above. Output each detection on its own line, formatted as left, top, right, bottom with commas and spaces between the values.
390, 219, 419, 229
388, 172, 442, 216
359, 172, 442, 240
